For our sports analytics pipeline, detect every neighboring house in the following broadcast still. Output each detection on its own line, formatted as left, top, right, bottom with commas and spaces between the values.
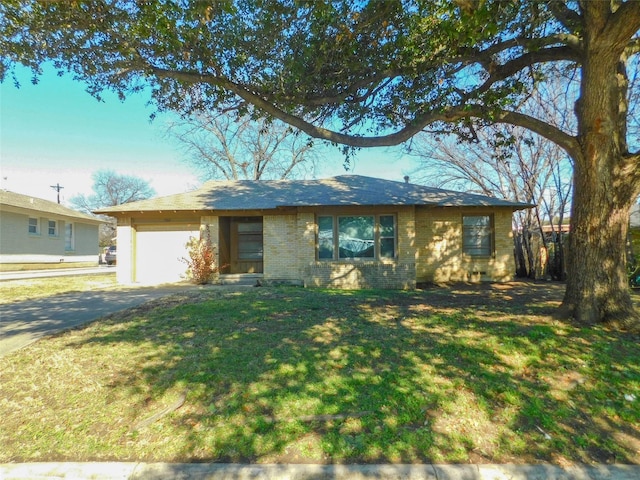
631, 201, 640, 228
0, 190, 102, 265
630, 202, 640, 265
95, 175, 531, 288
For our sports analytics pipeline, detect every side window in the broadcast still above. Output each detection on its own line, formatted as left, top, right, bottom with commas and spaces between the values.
28, 217, 39, 234
379, 215, 396, 258
318, 216, 334, 259
462, 215, 493, 256
48, 220, 57, 236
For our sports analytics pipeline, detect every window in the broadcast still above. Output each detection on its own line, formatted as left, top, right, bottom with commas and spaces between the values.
318, 216, 335, 259
379, 215, 396, 259
463, 215, 493, 256
317, 214, 396, 260
65, 223, 74, 251
237, 221, 263, 260
48, 220, 57, 236
28, 217, 39, 234
338, 216, 374, 258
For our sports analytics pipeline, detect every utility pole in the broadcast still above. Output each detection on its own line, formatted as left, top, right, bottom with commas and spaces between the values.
50, 183, 64, 204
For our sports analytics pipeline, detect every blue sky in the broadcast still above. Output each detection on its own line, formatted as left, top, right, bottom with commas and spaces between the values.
1, 65, 413, 205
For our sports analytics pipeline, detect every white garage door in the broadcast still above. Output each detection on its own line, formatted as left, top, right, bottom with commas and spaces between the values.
135, 224, 201, 285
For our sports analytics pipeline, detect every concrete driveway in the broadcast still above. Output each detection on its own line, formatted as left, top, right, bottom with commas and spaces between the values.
0, 285, 199, 358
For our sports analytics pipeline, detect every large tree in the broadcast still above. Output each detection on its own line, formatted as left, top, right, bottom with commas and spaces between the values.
70, 169, 155, 245
167, 110, 318, 181
70, 169, 155, 213
2, 1, 639, 327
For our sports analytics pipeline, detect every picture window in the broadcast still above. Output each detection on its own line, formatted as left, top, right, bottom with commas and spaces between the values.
317, 214, 396, 260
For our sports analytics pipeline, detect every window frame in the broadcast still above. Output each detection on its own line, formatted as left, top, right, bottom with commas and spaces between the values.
378, 214, 396, 259
48, 219, 58, 237
28, 217, 39, 235
316, 213, 397, 261
462, 214, 494, 257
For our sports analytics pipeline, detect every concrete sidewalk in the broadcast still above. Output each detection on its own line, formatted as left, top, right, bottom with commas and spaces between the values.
1, 463, 638, 479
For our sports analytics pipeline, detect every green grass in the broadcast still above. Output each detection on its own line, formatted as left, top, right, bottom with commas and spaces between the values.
0, 262, 98, 272
0, 284, 638, 465
0, 274, 117, 304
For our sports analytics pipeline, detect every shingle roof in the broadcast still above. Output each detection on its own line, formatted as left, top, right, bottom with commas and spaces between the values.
94, 175, 532, 214
1, 190, 103, 224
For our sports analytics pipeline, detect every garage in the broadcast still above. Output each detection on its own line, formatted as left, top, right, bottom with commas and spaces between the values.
134, 223, 201, 284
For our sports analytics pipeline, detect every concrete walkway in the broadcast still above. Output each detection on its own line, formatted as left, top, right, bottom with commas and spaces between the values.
1, 462, 638, 479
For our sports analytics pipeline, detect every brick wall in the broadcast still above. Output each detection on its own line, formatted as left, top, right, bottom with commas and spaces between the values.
263, 214, 300, 280
303, 262, 416, 289
416, 207, 514, 283
183, 206, 516, 288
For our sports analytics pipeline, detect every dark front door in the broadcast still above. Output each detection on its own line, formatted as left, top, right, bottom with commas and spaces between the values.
229, 218, 263, 273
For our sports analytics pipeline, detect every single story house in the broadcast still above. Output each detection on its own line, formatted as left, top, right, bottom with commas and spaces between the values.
95, 175, 531, 288
632, 201, 640, 228
1, 190, 102, 266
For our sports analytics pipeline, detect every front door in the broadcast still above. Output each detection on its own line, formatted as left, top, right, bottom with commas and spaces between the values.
229, 218, 263, 273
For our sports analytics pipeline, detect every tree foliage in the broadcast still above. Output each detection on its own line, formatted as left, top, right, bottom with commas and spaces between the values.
167, 110, 318, 181
70, 169, 155, 213
70, 169, 155, 246
2, 1, 639, 327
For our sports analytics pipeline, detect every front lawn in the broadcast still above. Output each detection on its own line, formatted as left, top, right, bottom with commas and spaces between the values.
0, 274, 117, 304
1, 283, 638, 465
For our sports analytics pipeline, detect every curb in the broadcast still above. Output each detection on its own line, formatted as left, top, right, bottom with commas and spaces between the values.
1, 463, 639, 479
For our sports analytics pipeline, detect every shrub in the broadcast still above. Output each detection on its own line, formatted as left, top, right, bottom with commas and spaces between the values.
182, 230, 218, 284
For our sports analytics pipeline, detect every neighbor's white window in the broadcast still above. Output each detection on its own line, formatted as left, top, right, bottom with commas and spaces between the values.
28, 217, 39, 234
462, 215, 493, 256
317, 214, 396, 260
65, 223, 74, 251
48, 220, 57, 236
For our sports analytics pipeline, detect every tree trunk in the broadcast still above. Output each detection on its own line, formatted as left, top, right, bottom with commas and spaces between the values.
524, 230, 536, 279
561, 7, 640, 329
513, 233, 528, 278
562, 174, 636, 327
553, 237, 566, 281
